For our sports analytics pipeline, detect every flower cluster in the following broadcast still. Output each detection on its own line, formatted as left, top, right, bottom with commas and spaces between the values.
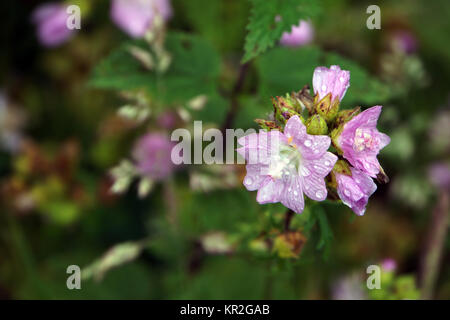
238, 65, 390, 215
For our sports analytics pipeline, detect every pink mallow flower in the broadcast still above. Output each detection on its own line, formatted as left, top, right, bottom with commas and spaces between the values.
335, 167, 377, 216
111, 0, 172, 38
280, 20, 314, 47
337, 106, 390, 178
132, 133, 175, 180
237, 116, 337, 214
381, 258, 397, 272
312, 65, 350, 102
32, 3, 75, 47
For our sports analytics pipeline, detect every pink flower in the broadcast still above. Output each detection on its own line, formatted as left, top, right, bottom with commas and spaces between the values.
335, 167, 377, 216
381, 258, 397, 272
237, 116, 337, 214
428, 162, 450, 190
337, 106, 390, 178
392, 30, 417, 55
312, 65, 350, 102
111, 0, 172, 38
280, 20, 314, 47
132, 133, 175, 180
32, 3, 74, 47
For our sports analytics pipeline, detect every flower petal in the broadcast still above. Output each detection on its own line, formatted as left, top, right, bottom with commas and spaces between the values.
305, 152, 338, 177
284, 116, 307, 142
242, 164, 267, 191
280, 177, 305, 214
299, 134, 331, 160
256, 178, 283, 204
302, 173, 327, 201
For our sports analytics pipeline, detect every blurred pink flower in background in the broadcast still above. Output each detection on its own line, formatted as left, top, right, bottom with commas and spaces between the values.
132, 133, 175, 181
111, 0, 173, 38
381, 258, 397, 272
312, 65, 350, 102
428, 163, 450, 190
337, 106, 390, 178
280, 20, 314, 47
392, 30, 417, 55
32, 3, 75, 47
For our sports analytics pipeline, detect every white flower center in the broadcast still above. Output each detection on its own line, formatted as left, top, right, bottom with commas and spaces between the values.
353, 128, 378, 152
267, 142, 302, 180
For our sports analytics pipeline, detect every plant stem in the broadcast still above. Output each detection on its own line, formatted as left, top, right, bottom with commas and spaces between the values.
419, 190, 449, 299
221, 62, 250, 132
284, 209, 294, 232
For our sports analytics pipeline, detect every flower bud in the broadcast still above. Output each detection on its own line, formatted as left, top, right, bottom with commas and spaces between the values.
335, 106, 361, 126
306, 114, 328, 135
330, 126, 344, 154
315, 93, 339, 122
254, 119, 280, 131
272, 96, 302, 124
292, 85, 314, 114
333, 159, 352, 176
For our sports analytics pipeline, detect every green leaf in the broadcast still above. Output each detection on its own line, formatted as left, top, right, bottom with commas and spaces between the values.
89, 32, 221, 104
257, 46, 321, 97
243, 0, 321, 63
82, 241, 145, 281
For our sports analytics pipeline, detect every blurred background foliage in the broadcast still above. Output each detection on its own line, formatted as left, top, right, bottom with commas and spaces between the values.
0, 0, 449, 299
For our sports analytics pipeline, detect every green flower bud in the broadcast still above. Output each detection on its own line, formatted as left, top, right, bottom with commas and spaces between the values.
330, 126, 344, 154
333, 159, 352, 176
335, 106, 361, 126
315, 93, 340, 122
291, 85, 314, 114
272, 96, 302, 124
306, 114, 328, 135
254, 119, 280, 131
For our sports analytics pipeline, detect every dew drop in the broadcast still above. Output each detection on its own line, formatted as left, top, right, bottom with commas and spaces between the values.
244, 177, 253, 185
344, 189, 350, 197
304, 140, 312, 147
315, 191, 324, 198
324, 160, 330, 166
293, 190, 298, 196
300, 167, 310, 177
321, 85, 327, 92
339, 76, 345, 83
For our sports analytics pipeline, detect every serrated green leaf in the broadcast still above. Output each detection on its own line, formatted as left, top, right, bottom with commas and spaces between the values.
243, 0, 321, 63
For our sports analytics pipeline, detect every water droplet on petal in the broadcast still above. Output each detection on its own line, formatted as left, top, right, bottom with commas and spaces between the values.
304, 140, 312, 147
244, 177, 253, 186
293, 190, 298, 196
344, 189, 350, 197
300, 166, 310, 177
321, 85, 327, 92
339, 76, 345, 82
324, 160, 330, 166
315, 191, 324, 198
